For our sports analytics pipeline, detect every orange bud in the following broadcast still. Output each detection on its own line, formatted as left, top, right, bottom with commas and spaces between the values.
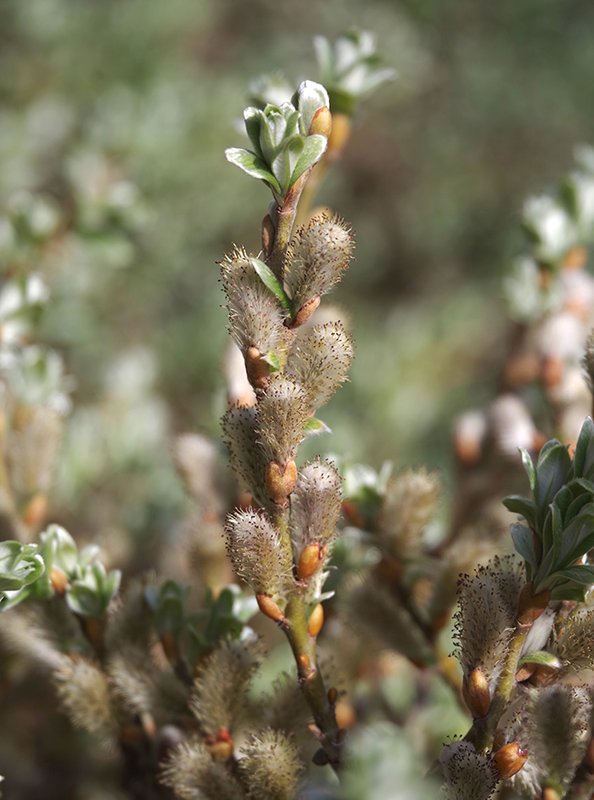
289, 295, 320, 328
50, 566, 69, 595
297, 653, 315, 680
22, 493, 48, 528
562, 245, 587, 270
341, 499, 365, 528
327, 687, 338, 705
245, 346, 270, 391
542, 788, 561, 800
209, 739, 234, 761
327, 112, 351, 159
515, 663, 537, 683
256, 593, 288, 627
463, 667, 491, 718
265, 459, 297, 506
307, 603, 324, 638
309, 106, 332, 138
261, 213, 275, 258
493, 742, 528, 780
335, 698, 356, 730
298, 542, 327, 581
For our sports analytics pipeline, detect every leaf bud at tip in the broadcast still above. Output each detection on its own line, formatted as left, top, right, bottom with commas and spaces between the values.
493, 742, 528, 780
307, 603, 324, 638
463, 667, 491, 718
309, 106, 332, 138
265, 459, 298, 506
256, 593, 289, 628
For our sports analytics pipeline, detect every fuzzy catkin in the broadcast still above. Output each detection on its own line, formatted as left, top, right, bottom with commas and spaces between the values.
220, 247, 288, 356
454, 556, 524, 686
161, 736, 246, 800
440, 741, 498, 800
284, 212, 353, 309
224, 509, 291, 599
255, 376, 309, 465
286, 321, 353, 412
190, 638, 263, 737
222, 404, 267, 506
290, 459, 342, 551
240, 728, 302, 800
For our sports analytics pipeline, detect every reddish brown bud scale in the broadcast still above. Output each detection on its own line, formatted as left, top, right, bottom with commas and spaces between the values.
261, 213, 275, 258
309, 106, 332, 138
298, 542, 327, 581
327, 687, 338, 705
307, 603, 324, 638
265, 459, 297, 506
289, 295, 320, 328
245, 346, 270, 391
160, 631, 180, 664
50, 566, 68, 595
297, 653, 315, 680
517, 584, 551, 627
256, 593, 288, 627
493, 742, 528, 780
463, 667, 491, 718
515, 663, 537, 683
341, 499, 365, 528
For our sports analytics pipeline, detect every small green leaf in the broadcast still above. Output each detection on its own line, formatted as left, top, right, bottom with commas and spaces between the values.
303, 417, 332, 437
511, 523, 538, 573
573, 416, 594, 478
518, 651, 562, 669
250, 257, 292, 314
551, 582, 587, 602
261, 351, 281, 371
503, 495, 537, 528
0, 542, 45, 592
534, 441, 572, 526
553, 565, 594, 585
225, 148, 281, 194
520, 448, 536, 492
290, 134, 327, 186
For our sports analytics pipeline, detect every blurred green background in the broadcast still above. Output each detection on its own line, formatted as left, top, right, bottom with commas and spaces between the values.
2, 0, 594, 539
0, 0, 594, 476
2, 1, 594, 797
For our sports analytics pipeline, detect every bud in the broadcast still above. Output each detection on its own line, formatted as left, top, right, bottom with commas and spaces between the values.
298, 543, 327, 581
327, 687, 338, 705
308, 106, 332, 138
327, 112, 351, 159
261, 213, 275, 258
265, 459, 298, 506
297, 653, 315, 680
50, 565, 69, 595
307, 603, 324, 638
542, 789, 561, 800
493, 742, 528, 780
256, 593, 288, 627
209, 728, 234, 761
245, 346, 271, 391
289, 294, 320, 328
562, 245, 587, 270
463, 667, 491, 718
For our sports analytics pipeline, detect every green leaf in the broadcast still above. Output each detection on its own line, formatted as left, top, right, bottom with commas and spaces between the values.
518, 651, 562, 669
303, 417, 332, 437
290, 134, 327, 186
225, 148, 281, 194
573, 416, 594, 478
503, 495, 537, 527
0, 541, 45, 592
295, 80, 330, 135
553, 565, 594, 585
261, 351, 281, 372
550, 582, 587, 602
534, 441, 572, 525
510, 523, 538, 573
557, 506, 594, 567
520, 448, 536, 492
250, 257, 292, 314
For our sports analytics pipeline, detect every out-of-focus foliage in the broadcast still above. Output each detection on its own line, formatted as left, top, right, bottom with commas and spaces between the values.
2, 0, 594, 798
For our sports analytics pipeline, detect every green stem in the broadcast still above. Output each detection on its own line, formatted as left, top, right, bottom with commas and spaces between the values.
468, 624, 528, 752
267, 173, 309, 279
284, 591, 343, 770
